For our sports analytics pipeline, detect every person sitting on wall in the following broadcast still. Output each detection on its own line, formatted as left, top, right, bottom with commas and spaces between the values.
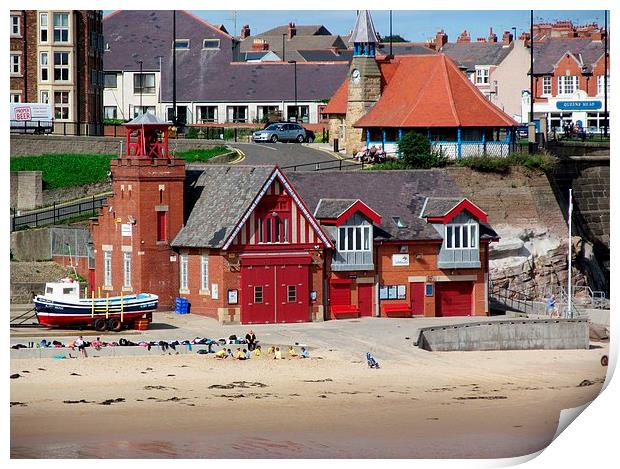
368, 145, 378, 163
354, 146, 367, 162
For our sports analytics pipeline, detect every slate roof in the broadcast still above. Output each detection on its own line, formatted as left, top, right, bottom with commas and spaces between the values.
239, 32, 347, 62
349, 10, 378, 44
378, 42, 437, 56
352, 54, 518, 128
172, 166, 274, 248
287, 170, 467, 242
532, 38, 605, 74
298, 49, 353, 62
160, 62, 349, 102
421, 198, 462, 218
441, 42, 513, 72
260, 24, 333, 37
104, 11, 348, 103
314, 199, 358, 219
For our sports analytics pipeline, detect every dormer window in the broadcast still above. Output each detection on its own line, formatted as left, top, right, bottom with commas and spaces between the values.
338, 226, 371, 252
446, 221, 478, 250
174, 39, 190, 49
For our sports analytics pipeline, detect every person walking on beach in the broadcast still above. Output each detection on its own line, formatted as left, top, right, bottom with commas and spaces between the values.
75, 336, 87, 358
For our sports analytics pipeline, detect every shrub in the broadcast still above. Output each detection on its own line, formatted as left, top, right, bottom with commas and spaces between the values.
456, 156, 512, 174
512, 153, 556, 172
367, 160, 410, 171
397, 131, 448, 168
185, 126, 200, 139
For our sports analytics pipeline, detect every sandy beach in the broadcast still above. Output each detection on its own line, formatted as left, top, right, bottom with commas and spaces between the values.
10, 343, 607, 458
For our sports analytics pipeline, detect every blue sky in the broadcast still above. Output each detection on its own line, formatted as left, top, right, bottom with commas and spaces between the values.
102, 10, 607, 42
189, 10, 606, 42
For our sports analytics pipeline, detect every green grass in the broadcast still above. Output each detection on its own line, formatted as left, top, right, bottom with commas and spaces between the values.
11, 147, 230, 189
10, 154, 115, 189
455, 153, 556, 173
174, 146, 230, 162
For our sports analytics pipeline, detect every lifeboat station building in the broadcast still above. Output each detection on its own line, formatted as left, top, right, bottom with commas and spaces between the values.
91, 113, 499, 325
324, 10, 518, 158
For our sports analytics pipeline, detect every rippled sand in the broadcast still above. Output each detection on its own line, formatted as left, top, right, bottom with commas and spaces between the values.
10, 345, 607, 458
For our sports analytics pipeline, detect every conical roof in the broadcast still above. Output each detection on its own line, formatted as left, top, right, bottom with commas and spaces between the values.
348, 10, 378, 44
125, 112, 168, 126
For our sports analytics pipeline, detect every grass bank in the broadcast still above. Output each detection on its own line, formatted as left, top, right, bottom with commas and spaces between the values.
10, 147, 229, 189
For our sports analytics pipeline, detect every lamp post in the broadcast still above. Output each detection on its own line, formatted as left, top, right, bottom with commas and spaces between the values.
137, 59, 143, 112
288, 60, 297, 122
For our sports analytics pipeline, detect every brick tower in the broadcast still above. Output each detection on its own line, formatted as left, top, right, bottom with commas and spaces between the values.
345, 10, 382, 154
90, 113, 185, 309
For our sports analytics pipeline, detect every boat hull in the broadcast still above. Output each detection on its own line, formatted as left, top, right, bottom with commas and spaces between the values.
34, 294, 158, 328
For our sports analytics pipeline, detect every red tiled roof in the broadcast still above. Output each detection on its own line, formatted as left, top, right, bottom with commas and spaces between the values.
323, 79, 348, 115
355, 54, 517, 128
325, 54, 517, 127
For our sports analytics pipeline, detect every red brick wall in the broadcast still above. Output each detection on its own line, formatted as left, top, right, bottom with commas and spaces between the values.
10, 11, 37, 101
91, 155, 185, 309
535, 52, 610, 99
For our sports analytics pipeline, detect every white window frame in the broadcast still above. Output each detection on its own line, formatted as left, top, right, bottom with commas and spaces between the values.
10, 54, 21, 76
39, 13, 48, 42
104, 106, 117, 119
53, 51, 70, 82
445, 222, 478, 250
54, 91, 70, 120
202, 38, 221, 50
558, 75, 578, 95
174, 39, 190, 49
53, 12, 70, 43
475, 67, 489, 85
338, 225, 372, 253
133, 73, 156, 94
10, 93, 22, 103
40, 90, 49, 104
200, 255, 209, 292
11, 15, 20, 37
542, 76, 552, 96
40, 52, 49, 81
123, 252, 132, 289
179, 254, 189, 291
104, 251, 112, 287
597, 75, 610, 96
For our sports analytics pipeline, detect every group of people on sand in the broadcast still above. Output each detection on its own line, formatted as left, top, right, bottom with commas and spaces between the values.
214, 344, 308, 360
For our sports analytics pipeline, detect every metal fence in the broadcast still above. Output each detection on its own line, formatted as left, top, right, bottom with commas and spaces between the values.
11, 195, 107, 231
280, 158, 362, 172
432, 141, 517, 159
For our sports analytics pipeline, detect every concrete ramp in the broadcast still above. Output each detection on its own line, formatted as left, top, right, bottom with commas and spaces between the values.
416, 318, 589, 351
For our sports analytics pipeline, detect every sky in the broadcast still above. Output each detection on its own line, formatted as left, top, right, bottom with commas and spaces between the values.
187, 10, 607, 42
101, 10, 607, 42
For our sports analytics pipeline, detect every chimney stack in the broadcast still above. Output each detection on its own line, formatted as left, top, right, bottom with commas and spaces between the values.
476, 37, 486, 43
502, 31, 513, 45
457, 30, 471, 43
240, 24, 251, 39
435, 30, 448, 49
488, 27, 497, 43
288, 21, 296, 40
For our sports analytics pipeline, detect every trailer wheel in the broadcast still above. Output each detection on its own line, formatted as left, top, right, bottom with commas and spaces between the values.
94, 318, 107, 332
108, 318, 123, 332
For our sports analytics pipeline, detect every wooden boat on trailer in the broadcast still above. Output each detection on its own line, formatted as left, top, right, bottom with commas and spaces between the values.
34, 280, 158, 331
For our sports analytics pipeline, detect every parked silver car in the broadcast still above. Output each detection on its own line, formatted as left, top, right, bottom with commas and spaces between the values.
253, 123, 307, 143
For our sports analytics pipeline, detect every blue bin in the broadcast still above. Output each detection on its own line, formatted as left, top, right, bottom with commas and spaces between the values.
175, 297, 190, 314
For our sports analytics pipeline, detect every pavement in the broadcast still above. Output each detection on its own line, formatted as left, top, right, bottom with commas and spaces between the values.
228, 141, 349, 169
11, 308, 526, 361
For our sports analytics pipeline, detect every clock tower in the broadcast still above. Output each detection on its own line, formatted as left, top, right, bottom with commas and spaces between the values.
345, 10, 382, 154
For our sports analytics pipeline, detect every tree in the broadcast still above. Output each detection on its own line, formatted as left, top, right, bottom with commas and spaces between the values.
397, 131, 446, 169
382, 34, 407, 43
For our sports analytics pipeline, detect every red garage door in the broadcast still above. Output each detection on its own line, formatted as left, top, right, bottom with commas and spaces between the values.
435, 282, 473, 317
241, 257, 311, 324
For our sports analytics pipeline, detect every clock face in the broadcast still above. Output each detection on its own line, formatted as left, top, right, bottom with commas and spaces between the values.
351, 69, 361, 84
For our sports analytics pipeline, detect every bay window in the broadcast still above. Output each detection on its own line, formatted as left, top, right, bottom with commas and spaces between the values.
54, 52, 69, 81
338, 225, 371, 252
445, 222, 478, 250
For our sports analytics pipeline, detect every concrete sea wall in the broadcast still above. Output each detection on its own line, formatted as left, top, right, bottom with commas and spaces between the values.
416, 318, 589, 351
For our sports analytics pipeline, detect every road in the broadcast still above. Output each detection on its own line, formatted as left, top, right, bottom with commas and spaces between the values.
229, 142, 359, 171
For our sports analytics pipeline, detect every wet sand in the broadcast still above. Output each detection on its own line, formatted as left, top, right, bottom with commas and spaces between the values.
10, 346, 607, 458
